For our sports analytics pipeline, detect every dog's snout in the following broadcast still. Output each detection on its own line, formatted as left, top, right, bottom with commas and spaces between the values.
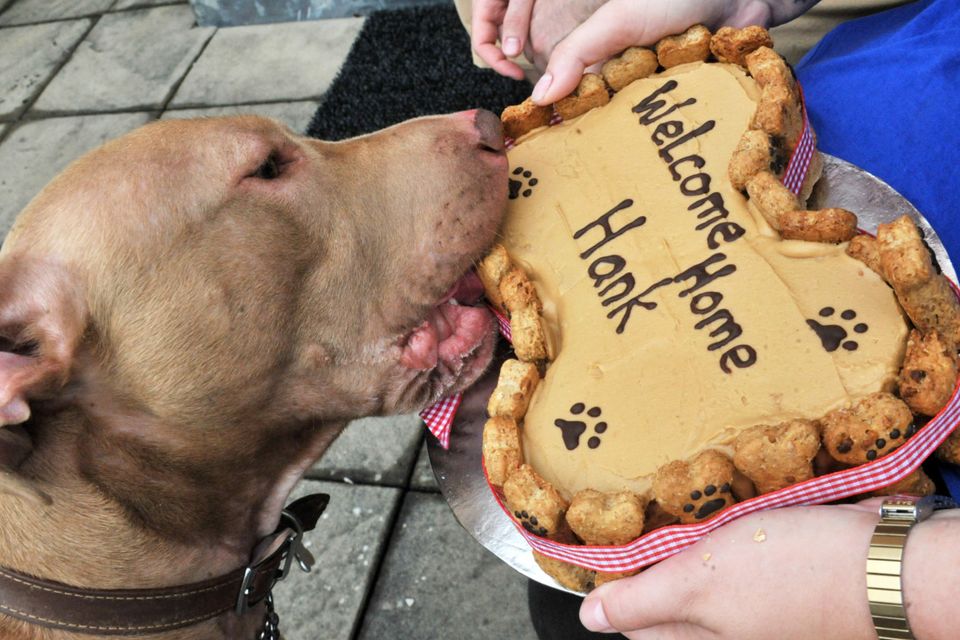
472, 109, 505, 153
453, 109, 504, 153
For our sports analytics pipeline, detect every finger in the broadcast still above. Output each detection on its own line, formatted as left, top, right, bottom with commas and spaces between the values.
580, 563, 699, 633
531, 1, 649, 104
500, 0, 534, 58
471, 0, 527, 80
626, 622, 718, 640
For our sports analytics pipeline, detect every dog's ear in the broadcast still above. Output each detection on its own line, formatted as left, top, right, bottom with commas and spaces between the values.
0, 254, 86, 504
0, 255, 87, 426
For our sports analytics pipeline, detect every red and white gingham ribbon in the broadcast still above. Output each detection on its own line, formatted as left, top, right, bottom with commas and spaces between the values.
492, 378, 960, 572
419, 305, 511, 449
781, 84, 815, 196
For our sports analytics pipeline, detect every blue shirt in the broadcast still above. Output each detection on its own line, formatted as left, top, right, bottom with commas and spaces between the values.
795, 0, 960, 496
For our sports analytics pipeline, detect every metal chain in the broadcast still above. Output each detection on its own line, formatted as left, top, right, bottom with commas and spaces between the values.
258, 593, 281, 640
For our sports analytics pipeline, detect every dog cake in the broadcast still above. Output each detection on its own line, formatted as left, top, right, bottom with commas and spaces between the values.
479, 25, 960, 591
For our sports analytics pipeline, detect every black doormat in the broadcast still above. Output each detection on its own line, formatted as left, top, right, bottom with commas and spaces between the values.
306, 4, 531, 140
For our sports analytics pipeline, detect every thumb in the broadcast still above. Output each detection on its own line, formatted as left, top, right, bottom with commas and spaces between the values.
579, 562, 699, 633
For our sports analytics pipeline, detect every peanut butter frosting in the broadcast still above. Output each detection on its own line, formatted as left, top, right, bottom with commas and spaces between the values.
501, 62, 910, 500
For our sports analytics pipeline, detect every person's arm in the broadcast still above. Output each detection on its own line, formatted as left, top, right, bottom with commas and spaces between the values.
579, 499, 960, 640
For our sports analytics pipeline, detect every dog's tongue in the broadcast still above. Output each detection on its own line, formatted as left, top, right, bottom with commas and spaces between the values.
401, 272, 492, 371
439, 270, 485, 305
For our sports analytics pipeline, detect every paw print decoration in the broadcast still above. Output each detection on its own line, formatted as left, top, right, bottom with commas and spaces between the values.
554, 403, 608, 451
509, 166, 538, 200
807, 307, 869, 352
682, 483, 733, 520
512, 509, 548, 537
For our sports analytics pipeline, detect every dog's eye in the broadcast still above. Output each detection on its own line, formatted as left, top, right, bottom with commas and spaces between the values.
252, 153, 282, 180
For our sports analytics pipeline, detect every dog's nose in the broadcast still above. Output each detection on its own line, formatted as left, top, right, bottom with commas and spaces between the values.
456, 109, 505, 153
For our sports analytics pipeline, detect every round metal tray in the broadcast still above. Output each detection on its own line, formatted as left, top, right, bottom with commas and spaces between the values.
427, 154, 956, 591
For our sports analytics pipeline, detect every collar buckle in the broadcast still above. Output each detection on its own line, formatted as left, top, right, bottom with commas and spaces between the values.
235, 497, 325, 615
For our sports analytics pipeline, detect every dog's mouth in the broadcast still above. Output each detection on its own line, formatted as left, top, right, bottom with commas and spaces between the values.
399, 270, 497, 395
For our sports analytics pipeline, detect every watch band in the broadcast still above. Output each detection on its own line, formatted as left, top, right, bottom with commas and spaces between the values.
867, 495, 958, 640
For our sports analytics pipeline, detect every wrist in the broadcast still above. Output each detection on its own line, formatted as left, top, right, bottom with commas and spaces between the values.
901, 510, 960, 640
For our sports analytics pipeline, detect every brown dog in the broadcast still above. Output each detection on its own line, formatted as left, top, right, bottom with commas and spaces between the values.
0, 111, 507, 638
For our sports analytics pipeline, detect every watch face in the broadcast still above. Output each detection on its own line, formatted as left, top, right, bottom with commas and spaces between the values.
887, 498, 916, 507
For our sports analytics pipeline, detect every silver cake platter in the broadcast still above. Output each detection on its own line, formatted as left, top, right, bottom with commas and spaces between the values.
427, 153, 957, 592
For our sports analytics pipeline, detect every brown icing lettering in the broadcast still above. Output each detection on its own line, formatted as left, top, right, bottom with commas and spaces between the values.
719, 344, 758, 373
674, 253, 737, 297
633, 82, 745, 251
631, 80, 696, 125
574, 199, 646, 259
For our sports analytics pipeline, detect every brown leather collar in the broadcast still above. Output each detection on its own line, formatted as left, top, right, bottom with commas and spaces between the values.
0, 493, 329, 637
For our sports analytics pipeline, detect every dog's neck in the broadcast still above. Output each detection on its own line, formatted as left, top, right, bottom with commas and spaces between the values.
0, 396, 344, 639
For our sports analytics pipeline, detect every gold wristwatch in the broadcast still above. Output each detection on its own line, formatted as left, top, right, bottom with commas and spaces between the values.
867, 494, 957, 639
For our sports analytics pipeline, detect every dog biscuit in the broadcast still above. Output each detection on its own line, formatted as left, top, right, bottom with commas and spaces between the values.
510, 305, 548, 362
779, 208, 859, 244
601, 47, 658, 91
566, 489, 647, 546
745, 171, 801, 230
733, 419, 820, 494
744, 46, 795, 91
499, 266, 542, 314
936, 429, 960, 465
877, 216, 960, 346
477, 244, 512, 310
533, 551, 595, 592
846, 235, 884, 276
752, 82, 803, 147
729, 129, 787, 191
487, 359, 540, 420
555, 74, 610, 121
653, 450, 736, 524
710, 26, 774, 66
504, 464, 568, 537
820, 392, 915, 465
656, 24, 712, 68
501, 98, 553, 140
483, 416, 523, 487
898, 330, 958, 416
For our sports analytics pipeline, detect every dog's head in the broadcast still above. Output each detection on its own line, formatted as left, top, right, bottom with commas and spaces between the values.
0, 113, 506, 503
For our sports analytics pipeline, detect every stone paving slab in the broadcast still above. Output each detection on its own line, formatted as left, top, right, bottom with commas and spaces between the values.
275, 479, 402, 640
114, 0, 184, 8
161, 100, 320, 135
0, 19, 91, 121
308, 414, 424, 486
357, 492, 538, 640
0, 112, 153, 238
32, 5, 214, 115
190, 0, 446, 26
0, 0, 114, 25
170, 17, 363, 107
410, 441, 440, 492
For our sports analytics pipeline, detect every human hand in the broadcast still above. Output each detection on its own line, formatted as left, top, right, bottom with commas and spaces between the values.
472, 0, 822, 104
529, 0, 779, 104
579, 501, 883, 640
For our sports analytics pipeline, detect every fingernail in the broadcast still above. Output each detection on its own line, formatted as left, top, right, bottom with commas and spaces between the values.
531, 73, 552, 103
503, 37, 520, 57
580, 597, 612, 631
